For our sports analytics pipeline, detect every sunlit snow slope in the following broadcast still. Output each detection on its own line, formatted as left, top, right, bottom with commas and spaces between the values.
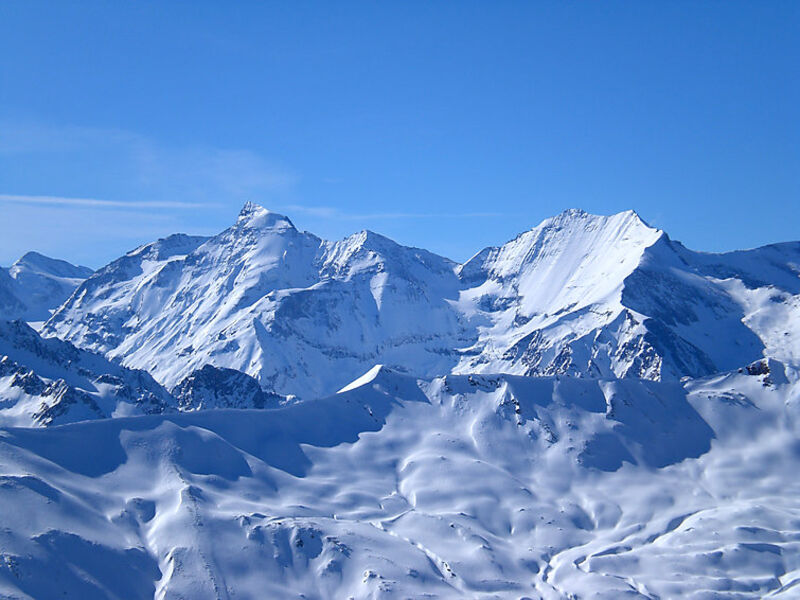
0, 364, 798, 599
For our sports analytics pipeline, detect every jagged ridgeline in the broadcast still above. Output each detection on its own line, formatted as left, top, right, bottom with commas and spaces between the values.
37, 203, 800, 398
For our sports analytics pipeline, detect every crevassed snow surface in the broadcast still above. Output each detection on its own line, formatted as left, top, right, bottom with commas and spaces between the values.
43, 204, 800, 397
0, 364, 798, 599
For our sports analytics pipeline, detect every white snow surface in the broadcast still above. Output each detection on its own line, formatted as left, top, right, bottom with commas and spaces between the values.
1, 364, 798, 599
43, 204, 800, 397
4, 205, 800, 598
1, 252, 92, 323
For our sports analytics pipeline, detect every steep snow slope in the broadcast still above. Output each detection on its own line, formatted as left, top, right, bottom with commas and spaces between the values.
455, 209, 666, 378
46, 203, 469, 397
456, 210, 800, 382
0, 252, 92, 322
0, 320, 175, 426
44, 204, 800, 397
0, 364, 797, 599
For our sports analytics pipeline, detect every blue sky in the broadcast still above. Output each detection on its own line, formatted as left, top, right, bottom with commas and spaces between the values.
1, 1, 797, 268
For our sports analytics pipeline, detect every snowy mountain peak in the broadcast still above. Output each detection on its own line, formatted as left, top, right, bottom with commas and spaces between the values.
535, 207, 656, 237
236, 202, 295, 231
9, 251, 92, 280
459, 208, 663, 302
1, 251, 94, 322
324, 230, 404, 268
351, 229, 395, 249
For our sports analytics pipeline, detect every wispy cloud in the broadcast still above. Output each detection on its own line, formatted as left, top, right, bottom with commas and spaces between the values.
0, 194, 211, 210
0, 118, 297, 204
282, 204, 508, 220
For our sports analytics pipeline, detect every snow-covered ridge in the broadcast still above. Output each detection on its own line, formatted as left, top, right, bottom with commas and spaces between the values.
0, 319, 175, 426
0, 321, 281, 427
42, 203, 800, 397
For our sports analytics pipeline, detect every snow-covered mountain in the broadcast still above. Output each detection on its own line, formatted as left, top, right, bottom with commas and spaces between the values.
5, 204, 800, 598
1, 252, 93, 322
43, 203, 800, 397
0, 363, 796, 599
44, 203, 468, 398
455, 209, 800, 382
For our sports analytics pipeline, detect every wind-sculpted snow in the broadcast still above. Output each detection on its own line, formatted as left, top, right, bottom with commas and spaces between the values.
0, 365, 797, 599
43, 204, 800, 398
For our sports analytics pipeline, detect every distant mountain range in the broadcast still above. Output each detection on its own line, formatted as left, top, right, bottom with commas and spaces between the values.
34, 203, 800, 399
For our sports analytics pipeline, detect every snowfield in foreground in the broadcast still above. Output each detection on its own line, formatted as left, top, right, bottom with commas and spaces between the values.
1, 363, 798, 599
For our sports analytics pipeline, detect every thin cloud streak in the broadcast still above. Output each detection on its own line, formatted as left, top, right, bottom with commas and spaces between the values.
0, 118, 297, 203
0, 194, 213, 210
283, 204, 508, 220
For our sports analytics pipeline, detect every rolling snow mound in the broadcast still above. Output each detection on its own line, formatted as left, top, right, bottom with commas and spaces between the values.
1, 365, 799, 599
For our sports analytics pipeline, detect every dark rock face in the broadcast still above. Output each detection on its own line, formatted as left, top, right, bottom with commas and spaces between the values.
172, 365, 283, 411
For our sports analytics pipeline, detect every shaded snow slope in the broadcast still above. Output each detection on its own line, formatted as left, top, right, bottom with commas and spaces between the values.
0, 365, 797, 599
1, 252, 92, 322
44, 204, 800, 397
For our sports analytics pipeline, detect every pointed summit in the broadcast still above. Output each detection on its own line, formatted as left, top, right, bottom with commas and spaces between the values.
236, 202, 295, 231
522, 208, 661, 247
